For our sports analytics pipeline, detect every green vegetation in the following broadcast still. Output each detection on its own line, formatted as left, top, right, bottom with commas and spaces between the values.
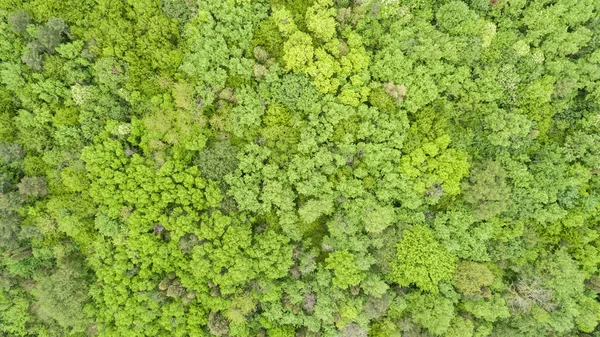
1, 0, 600, 336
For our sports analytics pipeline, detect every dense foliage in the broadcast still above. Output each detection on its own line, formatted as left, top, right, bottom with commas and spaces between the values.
1, 0, 600, 336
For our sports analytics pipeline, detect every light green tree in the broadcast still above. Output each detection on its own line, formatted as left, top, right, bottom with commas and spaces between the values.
390, 225, 457, 293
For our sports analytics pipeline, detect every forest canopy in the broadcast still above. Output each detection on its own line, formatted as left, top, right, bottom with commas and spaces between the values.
1, 0, 600, 336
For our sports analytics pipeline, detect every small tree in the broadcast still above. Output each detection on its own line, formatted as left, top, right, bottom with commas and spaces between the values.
35, 261, 89, 329
37, 18, 68, 52
453, 261, 495, 296
208, 312, 229, 337
0, 142, 24, 163
390, 225, 457, 293
407, 292, 455, 336
325, 250, 366, 289
8, 10, 30, 34
463, 161, 511, 219
17, 176, 47, 198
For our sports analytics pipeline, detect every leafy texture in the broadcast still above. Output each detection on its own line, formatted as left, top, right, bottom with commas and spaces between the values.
0, 0, 599, 336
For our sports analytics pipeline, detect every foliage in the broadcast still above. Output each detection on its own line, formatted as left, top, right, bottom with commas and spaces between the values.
453, 261, 494, 297
390, 225, 457, 293
325, 250, 365, 289
35, 260, 90, 330
0, 0, 599, 335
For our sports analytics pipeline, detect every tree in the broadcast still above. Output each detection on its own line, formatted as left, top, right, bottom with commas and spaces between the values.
208, 311, 229, 337
0, 142, 25, 163
390, 225, 457, 293
17, 176, 47, 198
37, 18, 68, 52
161, 0, 197, 21
407, 292, 455, 336
94, 57, 128, 90
22, 41, 45, 71
325, 250, 366, 289
463, 161, 512, 220
35, 260, 89, 329
461, 294, 510, 323
435, 1, 478, 35
305, 0, 337, 42
340, 322, 367, 337
363, 200, 395, 234
282, 31, 314, 72
453, 261, 494, 297
8, 10, 30, 34
196, 140, 239, 181
483, 108, 532, 148
0, 192, 22, 249
444, 316, 474, 337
